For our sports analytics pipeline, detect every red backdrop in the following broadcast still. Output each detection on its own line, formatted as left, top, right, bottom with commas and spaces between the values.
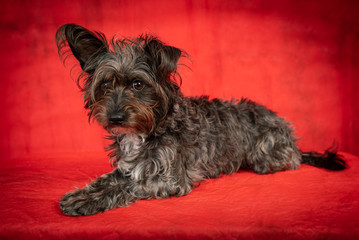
1, 0, 358, 160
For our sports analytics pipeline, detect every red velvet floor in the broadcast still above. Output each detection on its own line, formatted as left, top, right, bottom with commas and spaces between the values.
1, 152, 358, 239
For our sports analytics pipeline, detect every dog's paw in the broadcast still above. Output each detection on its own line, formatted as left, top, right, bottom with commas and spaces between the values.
60, 189, 106, 216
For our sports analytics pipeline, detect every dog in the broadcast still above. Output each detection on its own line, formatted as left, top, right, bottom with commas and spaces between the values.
56, 24, 346, 216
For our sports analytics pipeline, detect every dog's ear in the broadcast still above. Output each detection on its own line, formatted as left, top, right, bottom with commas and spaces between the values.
144, 39, 182, 84
56, 24, 108, 72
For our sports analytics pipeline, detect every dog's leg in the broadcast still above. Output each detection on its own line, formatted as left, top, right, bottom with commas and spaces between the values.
60, 169, 137, 216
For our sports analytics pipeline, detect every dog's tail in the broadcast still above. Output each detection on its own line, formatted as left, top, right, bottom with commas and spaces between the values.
300, 147, 347, 170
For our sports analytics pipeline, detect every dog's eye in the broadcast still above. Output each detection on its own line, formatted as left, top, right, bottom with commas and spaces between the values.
101, 81, 111, 91
132, 80, 144, 91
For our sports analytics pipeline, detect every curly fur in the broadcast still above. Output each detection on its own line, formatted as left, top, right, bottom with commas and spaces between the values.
56, 24, 346, 216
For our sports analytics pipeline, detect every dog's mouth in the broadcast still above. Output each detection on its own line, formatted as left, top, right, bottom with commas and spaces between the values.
98, 110, 152, 136
104, 111, 136, 135
106, 125, 137, 136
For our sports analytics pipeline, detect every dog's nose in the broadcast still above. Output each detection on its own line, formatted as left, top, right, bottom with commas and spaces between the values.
109, 113, 125, 125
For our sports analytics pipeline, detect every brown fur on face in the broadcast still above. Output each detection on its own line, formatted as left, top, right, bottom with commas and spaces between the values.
56, 24, 181, 135
88, 77, 158, 135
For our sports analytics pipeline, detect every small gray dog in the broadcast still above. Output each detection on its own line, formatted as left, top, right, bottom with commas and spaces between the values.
56, 24, 346, 216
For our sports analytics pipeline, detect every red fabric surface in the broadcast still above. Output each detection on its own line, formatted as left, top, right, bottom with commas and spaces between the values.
1, 0, 359, 239
0, 152, 358, 239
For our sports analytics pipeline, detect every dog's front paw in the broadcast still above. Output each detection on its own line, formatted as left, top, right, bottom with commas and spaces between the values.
60, 189, 106, 216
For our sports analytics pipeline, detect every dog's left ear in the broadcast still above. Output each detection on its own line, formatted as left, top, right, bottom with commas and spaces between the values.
144, 39, 182, 84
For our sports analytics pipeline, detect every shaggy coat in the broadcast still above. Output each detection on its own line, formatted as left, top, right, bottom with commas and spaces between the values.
56, 24, 345, 216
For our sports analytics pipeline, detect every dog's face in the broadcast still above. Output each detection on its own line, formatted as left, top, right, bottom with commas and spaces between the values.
56, 24, 183, 135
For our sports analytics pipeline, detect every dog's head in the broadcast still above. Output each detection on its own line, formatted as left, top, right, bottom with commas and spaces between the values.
56, 24, 184, 136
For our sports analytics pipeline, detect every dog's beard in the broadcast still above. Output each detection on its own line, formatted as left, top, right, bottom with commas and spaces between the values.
89, 94, 157, 137
91, 108, 138, 136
